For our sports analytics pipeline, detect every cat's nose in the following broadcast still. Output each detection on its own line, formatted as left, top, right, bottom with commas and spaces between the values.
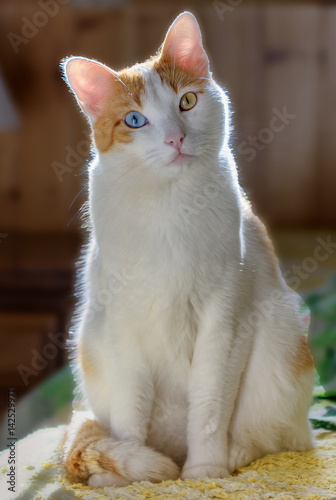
165, 131, 186, 151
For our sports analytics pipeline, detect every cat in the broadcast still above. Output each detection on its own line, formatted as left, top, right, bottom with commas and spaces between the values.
61, 11, 314, 488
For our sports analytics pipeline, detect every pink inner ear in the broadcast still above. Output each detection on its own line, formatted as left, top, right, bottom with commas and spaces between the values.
64, 58, 115, 121
161, 13, 209, 78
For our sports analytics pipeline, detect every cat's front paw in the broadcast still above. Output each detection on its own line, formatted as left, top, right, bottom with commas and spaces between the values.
181, 464, 229, 480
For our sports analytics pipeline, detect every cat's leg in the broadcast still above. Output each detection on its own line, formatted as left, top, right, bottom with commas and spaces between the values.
181, 294, 252, 480
77, 336, 180, 484
76, 263, 158, 443
228, 330, 314, 472
74, 308, 111, 426
72, 306, 180, 485
107, 344, 155, 444
100, 334, 182, 484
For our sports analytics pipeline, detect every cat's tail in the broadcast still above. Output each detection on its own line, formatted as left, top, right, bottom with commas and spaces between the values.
62, 411, 180, 487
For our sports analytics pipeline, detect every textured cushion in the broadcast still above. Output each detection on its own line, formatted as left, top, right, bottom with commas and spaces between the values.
1, 425, 336, 499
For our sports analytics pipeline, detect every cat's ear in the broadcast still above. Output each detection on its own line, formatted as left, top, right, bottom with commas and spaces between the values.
160, 12, 210, 78
62, 57, 115, 123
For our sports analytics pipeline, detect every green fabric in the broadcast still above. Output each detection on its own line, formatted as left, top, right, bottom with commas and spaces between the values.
305, 274, 336, 396
310, 393, 336, 432
1, 365, 75, 444
303, 275, 336, 431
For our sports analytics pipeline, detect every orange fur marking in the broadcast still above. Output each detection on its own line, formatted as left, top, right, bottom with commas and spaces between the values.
152, 55, 208, 93
97, 455, 121, 476
63, 418, 107, 480
93, 55, 209, 153
292, 334, 315, 378
63, 416, 124, 480
78, 341, 98, 379
245, 210, 280, 281
93, 68, 144, 153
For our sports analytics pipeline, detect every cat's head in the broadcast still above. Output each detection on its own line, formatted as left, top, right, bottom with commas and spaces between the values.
62, 12, 228, 178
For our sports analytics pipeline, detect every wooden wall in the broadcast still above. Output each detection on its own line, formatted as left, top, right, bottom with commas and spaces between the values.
0, 1, 335, 231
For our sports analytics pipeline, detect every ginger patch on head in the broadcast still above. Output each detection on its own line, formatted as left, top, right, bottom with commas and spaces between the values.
93, 68, 145, 153
151, 56, 207, 94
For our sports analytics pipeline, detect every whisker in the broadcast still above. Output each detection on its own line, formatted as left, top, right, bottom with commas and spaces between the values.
196, 76, 212, 83
67, 202, 87, 229
112, 73, 136, 101
68, 186, 87, 213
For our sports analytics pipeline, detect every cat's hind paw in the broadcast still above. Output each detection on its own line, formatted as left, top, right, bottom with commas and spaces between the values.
181, 464, 229, 480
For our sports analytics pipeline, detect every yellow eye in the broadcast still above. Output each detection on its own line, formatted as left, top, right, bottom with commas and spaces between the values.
179, 92, 197, 111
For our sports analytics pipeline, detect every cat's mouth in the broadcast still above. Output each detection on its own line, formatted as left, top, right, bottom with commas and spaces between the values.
167, 152, 193, 166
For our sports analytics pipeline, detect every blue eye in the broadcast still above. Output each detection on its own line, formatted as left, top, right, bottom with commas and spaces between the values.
124, 111, 148, 128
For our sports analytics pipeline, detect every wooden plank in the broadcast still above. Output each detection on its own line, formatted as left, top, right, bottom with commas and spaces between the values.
317, 6, 336, 225
0, 131, 20, 231
17, 8, 81, 232
0, 3, 83, 232
0, 2, 333, 231
0, 312, 58, 384
259, 4, 320, 225
200, 4, 264, 210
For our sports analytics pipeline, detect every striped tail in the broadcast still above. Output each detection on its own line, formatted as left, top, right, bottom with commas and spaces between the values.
62, 411, 180, 488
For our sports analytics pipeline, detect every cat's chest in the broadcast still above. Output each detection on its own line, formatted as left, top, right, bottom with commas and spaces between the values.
94, 180, 223, 271
98, 209, 221, 331
99, 220, 199, 286
95, 193, 226, 354
101, 241, 200, 372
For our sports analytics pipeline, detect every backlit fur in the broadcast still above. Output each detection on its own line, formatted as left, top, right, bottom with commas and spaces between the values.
62, 12, 314, 488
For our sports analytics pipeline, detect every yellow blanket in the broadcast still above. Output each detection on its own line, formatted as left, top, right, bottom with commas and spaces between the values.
0, 426, 335, 499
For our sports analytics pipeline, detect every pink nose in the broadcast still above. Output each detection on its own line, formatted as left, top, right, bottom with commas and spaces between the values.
165, 131, 186, 151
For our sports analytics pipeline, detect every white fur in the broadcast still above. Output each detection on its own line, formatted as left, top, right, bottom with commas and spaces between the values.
65, 13, 314, 487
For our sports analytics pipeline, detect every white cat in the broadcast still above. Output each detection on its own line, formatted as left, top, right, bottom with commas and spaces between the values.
62, 12, 314, 488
